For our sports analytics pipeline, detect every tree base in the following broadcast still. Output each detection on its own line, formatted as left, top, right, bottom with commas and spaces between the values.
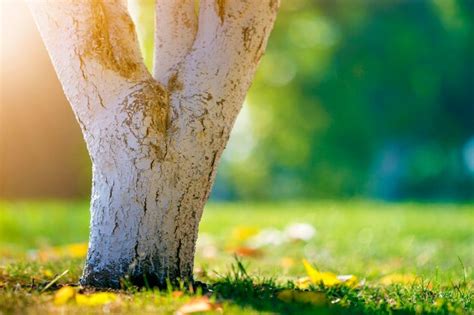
80, 256, 196, 289
80, 264, 203, 290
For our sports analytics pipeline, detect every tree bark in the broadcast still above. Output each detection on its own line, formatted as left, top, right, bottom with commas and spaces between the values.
27, 0, 279, 288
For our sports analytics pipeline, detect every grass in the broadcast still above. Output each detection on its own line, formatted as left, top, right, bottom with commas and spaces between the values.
0, 200, 472, 314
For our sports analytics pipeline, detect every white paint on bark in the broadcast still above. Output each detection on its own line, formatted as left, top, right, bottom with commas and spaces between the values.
27, 0, 279, 288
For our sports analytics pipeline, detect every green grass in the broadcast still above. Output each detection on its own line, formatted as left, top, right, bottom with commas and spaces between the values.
0, 201, 473, 314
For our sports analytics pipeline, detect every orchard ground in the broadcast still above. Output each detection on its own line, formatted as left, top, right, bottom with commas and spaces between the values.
0, 201, 472, 314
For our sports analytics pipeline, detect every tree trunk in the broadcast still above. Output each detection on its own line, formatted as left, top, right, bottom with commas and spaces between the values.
80, 79, 225, 288
27, 0, 279, 288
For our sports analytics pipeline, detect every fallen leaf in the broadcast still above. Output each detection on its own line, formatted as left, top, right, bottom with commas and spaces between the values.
379, 273, 418, 285
42, 269, 54, 278
302, 259, 320, 283
295, 291, 326, 305
172, 291, 184, 298
37, 243, 88, 260
302, 259, 341, 287
176, 297, 222, 314
196, 234, 218, 259
232, 226, 259, 242
281, 257, 295, 269
285, 223, 316, 241
53, 286, 76, 305
277, 289, 294, 303
277, 289, 326, 305
434, 298, 446, 308
251, 228, 285, 247
337, 274, 359, 287
295, 276, 312, 290
64, 243, 88, 258
75, 292, 118, 306
233, 247, 263, 258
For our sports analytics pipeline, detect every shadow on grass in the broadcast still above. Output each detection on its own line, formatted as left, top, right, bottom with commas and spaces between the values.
208, 258, 349, 315
206, 258, 472, 315
211, 280, 336, 315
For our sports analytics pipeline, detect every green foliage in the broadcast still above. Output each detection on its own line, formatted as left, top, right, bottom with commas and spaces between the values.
214, 0, 474, 200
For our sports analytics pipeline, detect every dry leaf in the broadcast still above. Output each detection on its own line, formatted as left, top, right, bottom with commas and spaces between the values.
285, 223, 316, 241
281, 257, 295, 269
233, 246, 263, 258
37, 243, 88, 261
302, 259, 320, 283
277, 289, 326, 305
232, 226, 259, 242
75, 292, 117, 306
295, 276, 312, 289
172, 291, 184, 298
379, 273, 418, 285
53, 286, 76, 305
42, 269, 54, 278
64, 243, 88, 258
337, 274, 359, 287
302, 259, 341, 287
176, 297, 222, 314
302, 259, 359, 287
277, 289, 294, 303
251, 228, 285, 247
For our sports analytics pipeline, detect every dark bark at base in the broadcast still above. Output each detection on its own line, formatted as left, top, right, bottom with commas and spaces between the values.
80, 262, 195, 289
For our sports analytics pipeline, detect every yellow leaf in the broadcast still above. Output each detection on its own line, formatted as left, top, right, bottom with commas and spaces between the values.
302, 259, 320, 283
380, 273, 418, 285
302, 259, 341, 287
63, 243, 88, 258
319, 271, 341, 286
54, 286, 76, 305
176, 297, 222, 314
434, 298, 446, 308
232, 226, 259, 242
37, 243, 88, 261
43, 269, 54, 278
277, 289, 326, 305
172, 291, 184, 298
337, 274, 359, 287
75, 292, 117, 306
233, 246, 263, 258
295, 291, 326, 305
281, 257, 295, 269
295, 276, 312, 289
277, 289, 294, 303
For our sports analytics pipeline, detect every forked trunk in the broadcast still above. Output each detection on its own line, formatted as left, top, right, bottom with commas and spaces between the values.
27, 0, 279, 288
78, 80, 225, 288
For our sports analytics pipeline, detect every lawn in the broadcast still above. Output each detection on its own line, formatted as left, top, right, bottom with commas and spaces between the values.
0, 201, 472, 314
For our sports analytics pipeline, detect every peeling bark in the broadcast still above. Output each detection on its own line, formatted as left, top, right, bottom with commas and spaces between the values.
27, 0, 279, 288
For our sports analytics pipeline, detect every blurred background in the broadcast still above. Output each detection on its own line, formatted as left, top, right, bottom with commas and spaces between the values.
1, 0, 473, 201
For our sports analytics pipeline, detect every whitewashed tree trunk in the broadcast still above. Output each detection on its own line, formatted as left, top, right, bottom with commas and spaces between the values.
27, 0, 279, 288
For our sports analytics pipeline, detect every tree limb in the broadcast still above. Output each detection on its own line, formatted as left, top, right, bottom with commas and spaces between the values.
168, 0, 280, 128
153, 0, 198, 86
27, 0, 158, 120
